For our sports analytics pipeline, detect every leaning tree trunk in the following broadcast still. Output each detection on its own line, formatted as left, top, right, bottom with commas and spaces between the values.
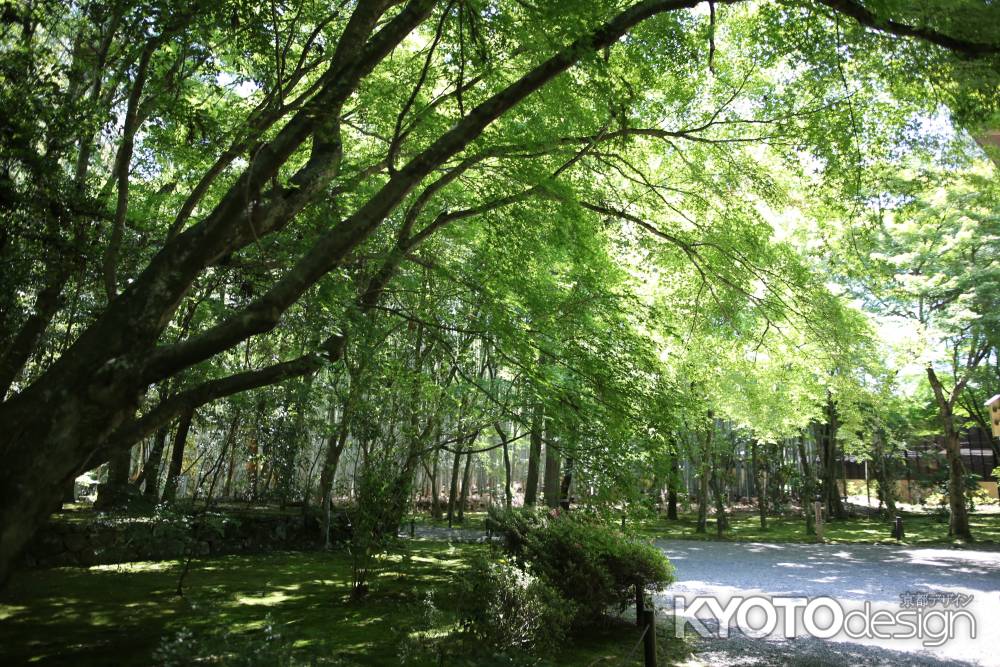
161, 408, 194, 503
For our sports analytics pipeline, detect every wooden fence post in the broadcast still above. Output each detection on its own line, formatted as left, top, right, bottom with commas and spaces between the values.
642, 608, 656, 667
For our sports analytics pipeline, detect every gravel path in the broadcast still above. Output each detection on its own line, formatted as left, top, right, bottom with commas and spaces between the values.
654, 539, 1000, 666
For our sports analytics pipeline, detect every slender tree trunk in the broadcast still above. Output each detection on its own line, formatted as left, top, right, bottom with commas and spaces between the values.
524, 403, 542, 506
498, 424, 513, 510
457, 450, 473, 522
320, 400, 351, 547
429, 450, 442, 518
696, 469, 709, 533
667, 457, 678, 520
559, 457, 573, 510
709, 460, 728, 536
695, 421, 714, 533
752, 441, 767, 529
944, 427, 972, 539
224, 437, 238, 498
871, 430, 897, 516
141, 426, 170, 500
162, 408, 194, 503
796, 433, 816, 536
446, 447, 462, 525
543, 439, 561, 509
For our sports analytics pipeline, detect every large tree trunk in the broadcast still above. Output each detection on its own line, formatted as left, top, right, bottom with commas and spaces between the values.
161, 408, 194, 503
95, 446, 132, 510
542, 440, 561, 509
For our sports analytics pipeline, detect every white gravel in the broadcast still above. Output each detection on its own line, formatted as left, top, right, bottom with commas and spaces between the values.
654, 539, 1000, 666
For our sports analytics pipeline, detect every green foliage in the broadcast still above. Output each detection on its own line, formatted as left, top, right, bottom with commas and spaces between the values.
455, 552, 573, 656
489, 508, 674, 626
522, 514, 675, 624
154, 618, 294, 667
347, 458, 403, 598
485, 505, 549, 560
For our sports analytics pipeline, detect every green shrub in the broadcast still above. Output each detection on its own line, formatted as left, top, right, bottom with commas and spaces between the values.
522, 513, 674, 624
456, 552, 574, 654
488, 508, 675, 625
485, 505, 548, 560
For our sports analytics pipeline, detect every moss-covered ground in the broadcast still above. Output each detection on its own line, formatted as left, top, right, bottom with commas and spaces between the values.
638, 510, 1000, 545
0, 541, 686, 666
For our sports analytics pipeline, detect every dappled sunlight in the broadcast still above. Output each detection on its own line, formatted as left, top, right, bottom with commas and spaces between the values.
233, 591, 300, 607
0, 542, 498, 666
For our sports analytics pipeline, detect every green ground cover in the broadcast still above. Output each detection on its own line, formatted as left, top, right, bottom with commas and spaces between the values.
0, 541, 685, 666
638, 511, 1000, 545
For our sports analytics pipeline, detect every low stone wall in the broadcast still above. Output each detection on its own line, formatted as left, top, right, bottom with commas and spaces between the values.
20, 509, 350, 569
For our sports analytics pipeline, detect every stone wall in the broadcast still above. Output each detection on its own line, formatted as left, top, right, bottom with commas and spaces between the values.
20, 509, 351, 569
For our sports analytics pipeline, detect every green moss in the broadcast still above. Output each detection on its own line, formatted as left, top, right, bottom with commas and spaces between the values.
638, 510, 1000, 545
0, 542, 686, 666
